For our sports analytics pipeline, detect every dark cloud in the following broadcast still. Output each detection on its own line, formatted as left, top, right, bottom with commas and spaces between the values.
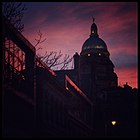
113, 2, 137, 16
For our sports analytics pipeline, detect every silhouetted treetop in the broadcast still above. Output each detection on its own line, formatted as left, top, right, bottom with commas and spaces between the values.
2, 2, 26, 32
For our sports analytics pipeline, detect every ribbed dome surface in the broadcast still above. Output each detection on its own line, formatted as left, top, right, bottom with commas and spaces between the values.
82, 36, 107, 51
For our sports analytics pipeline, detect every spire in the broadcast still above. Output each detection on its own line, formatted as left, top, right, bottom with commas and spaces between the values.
90, 17, 98, 37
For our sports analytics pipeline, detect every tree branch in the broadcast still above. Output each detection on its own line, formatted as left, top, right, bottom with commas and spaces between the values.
2, 2, 26, 32
34, 30, 72, 70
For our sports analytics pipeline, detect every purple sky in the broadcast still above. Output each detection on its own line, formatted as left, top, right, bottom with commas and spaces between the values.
22, 2, 138, 88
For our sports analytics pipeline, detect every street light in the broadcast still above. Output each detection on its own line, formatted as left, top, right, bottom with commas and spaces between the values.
111, 121, 117, 126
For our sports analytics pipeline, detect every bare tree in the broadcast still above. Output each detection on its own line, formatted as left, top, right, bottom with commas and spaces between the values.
35, 30, 73, 70
2, 2, 72, 70
2, 2, 26, 32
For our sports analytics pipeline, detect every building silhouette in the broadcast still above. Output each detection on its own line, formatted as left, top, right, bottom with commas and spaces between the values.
2, 16, 138, 138
56, 18, 118, 101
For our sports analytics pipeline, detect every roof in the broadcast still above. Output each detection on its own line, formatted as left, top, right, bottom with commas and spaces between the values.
65, 75, 93, 105
82, 36, 107, 52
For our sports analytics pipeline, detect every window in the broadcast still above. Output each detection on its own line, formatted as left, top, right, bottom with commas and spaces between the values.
95, 45, 103, 49
92, 30, 94, 34
87, 53, 90, 57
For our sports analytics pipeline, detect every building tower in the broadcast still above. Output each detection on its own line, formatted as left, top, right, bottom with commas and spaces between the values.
79, 18, 118, 101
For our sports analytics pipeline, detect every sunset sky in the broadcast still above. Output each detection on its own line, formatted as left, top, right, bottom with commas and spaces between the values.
22, 2, 138, 88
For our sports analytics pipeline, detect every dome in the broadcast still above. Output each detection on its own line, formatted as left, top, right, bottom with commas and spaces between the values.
81, 18, 108, 53
82, 36, 107, 51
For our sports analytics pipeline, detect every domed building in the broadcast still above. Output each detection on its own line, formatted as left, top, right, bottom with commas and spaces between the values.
79, 18, 118, 100
81, 18, 108, 56
56, 18, 118, 101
